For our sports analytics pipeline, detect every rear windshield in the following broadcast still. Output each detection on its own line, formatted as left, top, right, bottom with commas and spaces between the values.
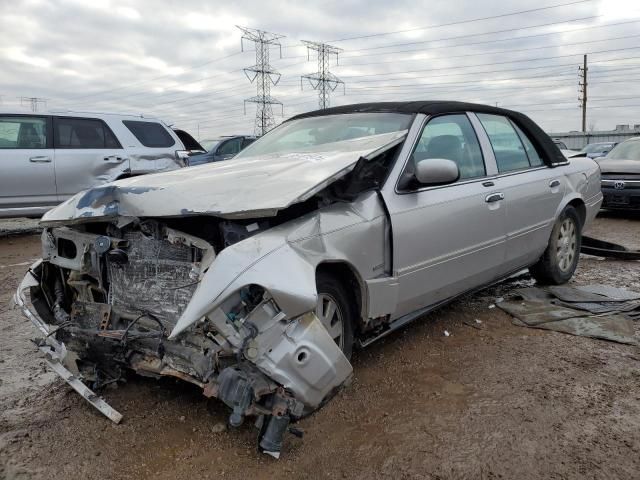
123, 120, 175, 148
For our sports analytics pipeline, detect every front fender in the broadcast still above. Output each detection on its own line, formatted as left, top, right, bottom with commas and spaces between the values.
169, 236, 317, 339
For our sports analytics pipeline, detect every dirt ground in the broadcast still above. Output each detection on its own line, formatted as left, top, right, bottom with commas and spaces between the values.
1, 213, 639, 480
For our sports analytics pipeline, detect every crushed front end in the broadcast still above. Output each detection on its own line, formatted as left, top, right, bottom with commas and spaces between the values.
15, 218, 352, 458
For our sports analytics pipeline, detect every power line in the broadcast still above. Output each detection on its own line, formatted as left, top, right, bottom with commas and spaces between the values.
327, 0, 595, 42
337, 40, 640, 76
237, 26, 285, 136
340, 17, 640, 61
339, 47, 640, 81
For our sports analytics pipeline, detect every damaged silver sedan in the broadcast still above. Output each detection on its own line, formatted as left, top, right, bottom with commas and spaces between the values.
15, 101, 603, 457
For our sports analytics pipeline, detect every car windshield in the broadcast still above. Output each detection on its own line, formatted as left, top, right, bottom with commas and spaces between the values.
235, 113, 413, 158
201, 139, 220, 152
582, 143, 614, 153
604, 140, 640, 160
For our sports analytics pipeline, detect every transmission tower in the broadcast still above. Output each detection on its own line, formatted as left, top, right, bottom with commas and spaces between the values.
20, 96, 47, 112
237, 26, 284, 136
301, 41, 345, 110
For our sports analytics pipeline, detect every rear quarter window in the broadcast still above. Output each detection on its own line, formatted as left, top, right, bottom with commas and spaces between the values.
123, 120, 175, 148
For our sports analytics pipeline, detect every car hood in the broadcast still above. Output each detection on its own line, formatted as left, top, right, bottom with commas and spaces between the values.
41, 131, 406, 225
597, 159, 640, 174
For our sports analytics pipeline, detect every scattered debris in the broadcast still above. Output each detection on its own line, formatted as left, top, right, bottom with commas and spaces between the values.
581, 236, 640, 261
210, 422, 226, 433
462, 319, 484, 330
488, 304, 496, 309
444, 330, 450, 337
498, 285, 640, 345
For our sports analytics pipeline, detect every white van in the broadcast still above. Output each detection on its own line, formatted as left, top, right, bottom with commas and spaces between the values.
0, 110, 194, 218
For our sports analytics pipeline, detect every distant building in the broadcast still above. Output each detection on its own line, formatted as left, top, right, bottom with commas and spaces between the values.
548, 124, 640, 150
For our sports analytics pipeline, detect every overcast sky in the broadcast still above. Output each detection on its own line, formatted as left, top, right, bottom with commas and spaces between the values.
1, 0, 640, 138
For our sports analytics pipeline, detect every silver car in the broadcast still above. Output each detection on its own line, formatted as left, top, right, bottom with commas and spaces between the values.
580, 141, 618, 159
0, 110, 191, 218
15, 101, 602, 457
597, 136, 640, 210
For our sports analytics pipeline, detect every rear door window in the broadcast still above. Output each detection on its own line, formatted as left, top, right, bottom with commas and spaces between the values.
512, 123, 544, 167
54, 117, 121, 149
0, 116, 47, 149
477, 114, 531, 172
123, 120, 175, 148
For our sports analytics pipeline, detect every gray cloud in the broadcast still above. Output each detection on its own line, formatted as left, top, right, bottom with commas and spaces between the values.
1, 0, 639, 138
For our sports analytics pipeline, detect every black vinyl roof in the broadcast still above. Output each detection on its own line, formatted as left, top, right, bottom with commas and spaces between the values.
289, 101, 567, 166
289, 101, 514, 118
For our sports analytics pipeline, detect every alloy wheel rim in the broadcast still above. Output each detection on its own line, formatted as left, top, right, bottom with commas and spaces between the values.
556, 218, 577, 272
316, 293, 345, 350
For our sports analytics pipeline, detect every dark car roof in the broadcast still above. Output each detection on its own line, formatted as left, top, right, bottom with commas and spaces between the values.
289, 101, 566, 166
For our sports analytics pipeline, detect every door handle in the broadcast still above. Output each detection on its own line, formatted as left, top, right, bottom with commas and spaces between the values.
482, 181, 495, 187
549, 179, 561, 188
104, 155, 126, 162
485, 192, 505, 203
29, 156, 51, 163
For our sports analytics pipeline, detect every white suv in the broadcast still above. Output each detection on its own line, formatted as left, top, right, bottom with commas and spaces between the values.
0, 110, 191, 218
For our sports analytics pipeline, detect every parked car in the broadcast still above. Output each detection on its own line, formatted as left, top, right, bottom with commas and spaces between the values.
187, 135, 256, 166
580, 141, 618, 159
15, 101, 602, 458
553, 139, 569, 150
0, 110, 192, 218
598, 136, 640, 210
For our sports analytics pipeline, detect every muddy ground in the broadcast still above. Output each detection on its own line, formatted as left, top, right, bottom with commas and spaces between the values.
1, 213, 639, 480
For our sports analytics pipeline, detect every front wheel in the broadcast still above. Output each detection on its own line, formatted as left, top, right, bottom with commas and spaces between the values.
529, 205, 582, 285
315, 272, 355, 360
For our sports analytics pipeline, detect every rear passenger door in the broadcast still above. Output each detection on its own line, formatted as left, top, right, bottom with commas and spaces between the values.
53, 117, 128, 201
474, 113, 565, 272
0, 115, 56, 212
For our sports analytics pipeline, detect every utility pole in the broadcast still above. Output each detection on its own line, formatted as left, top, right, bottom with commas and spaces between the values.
20, 96, 47, 112
301, 41, 345, 110
237, 26, 284, 136
578, 54, 588, 133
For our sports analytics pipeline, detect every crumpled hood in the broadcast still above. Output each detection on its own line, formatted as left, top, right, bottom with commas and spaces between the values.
41, 131, 406, 225
597, 158, 640, 174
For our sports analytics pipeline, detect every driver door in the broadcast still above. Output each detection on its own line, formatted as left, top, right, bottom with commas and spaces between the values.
381, 113, 507, 319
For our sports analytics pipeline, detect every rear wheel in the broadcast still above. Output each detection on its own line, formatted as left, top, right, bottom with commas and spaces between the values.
315, 272, 355, 360
529, 205, 582, 285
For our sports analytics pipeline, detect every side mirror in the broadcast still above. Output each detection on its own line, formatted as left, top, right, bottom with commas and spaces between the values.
414, 158, 460, 186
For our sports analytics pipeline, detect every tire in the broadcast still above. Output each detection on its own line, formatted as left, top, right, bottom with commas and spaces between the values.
315, 272, 355, 360
529, 205, 582, 285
